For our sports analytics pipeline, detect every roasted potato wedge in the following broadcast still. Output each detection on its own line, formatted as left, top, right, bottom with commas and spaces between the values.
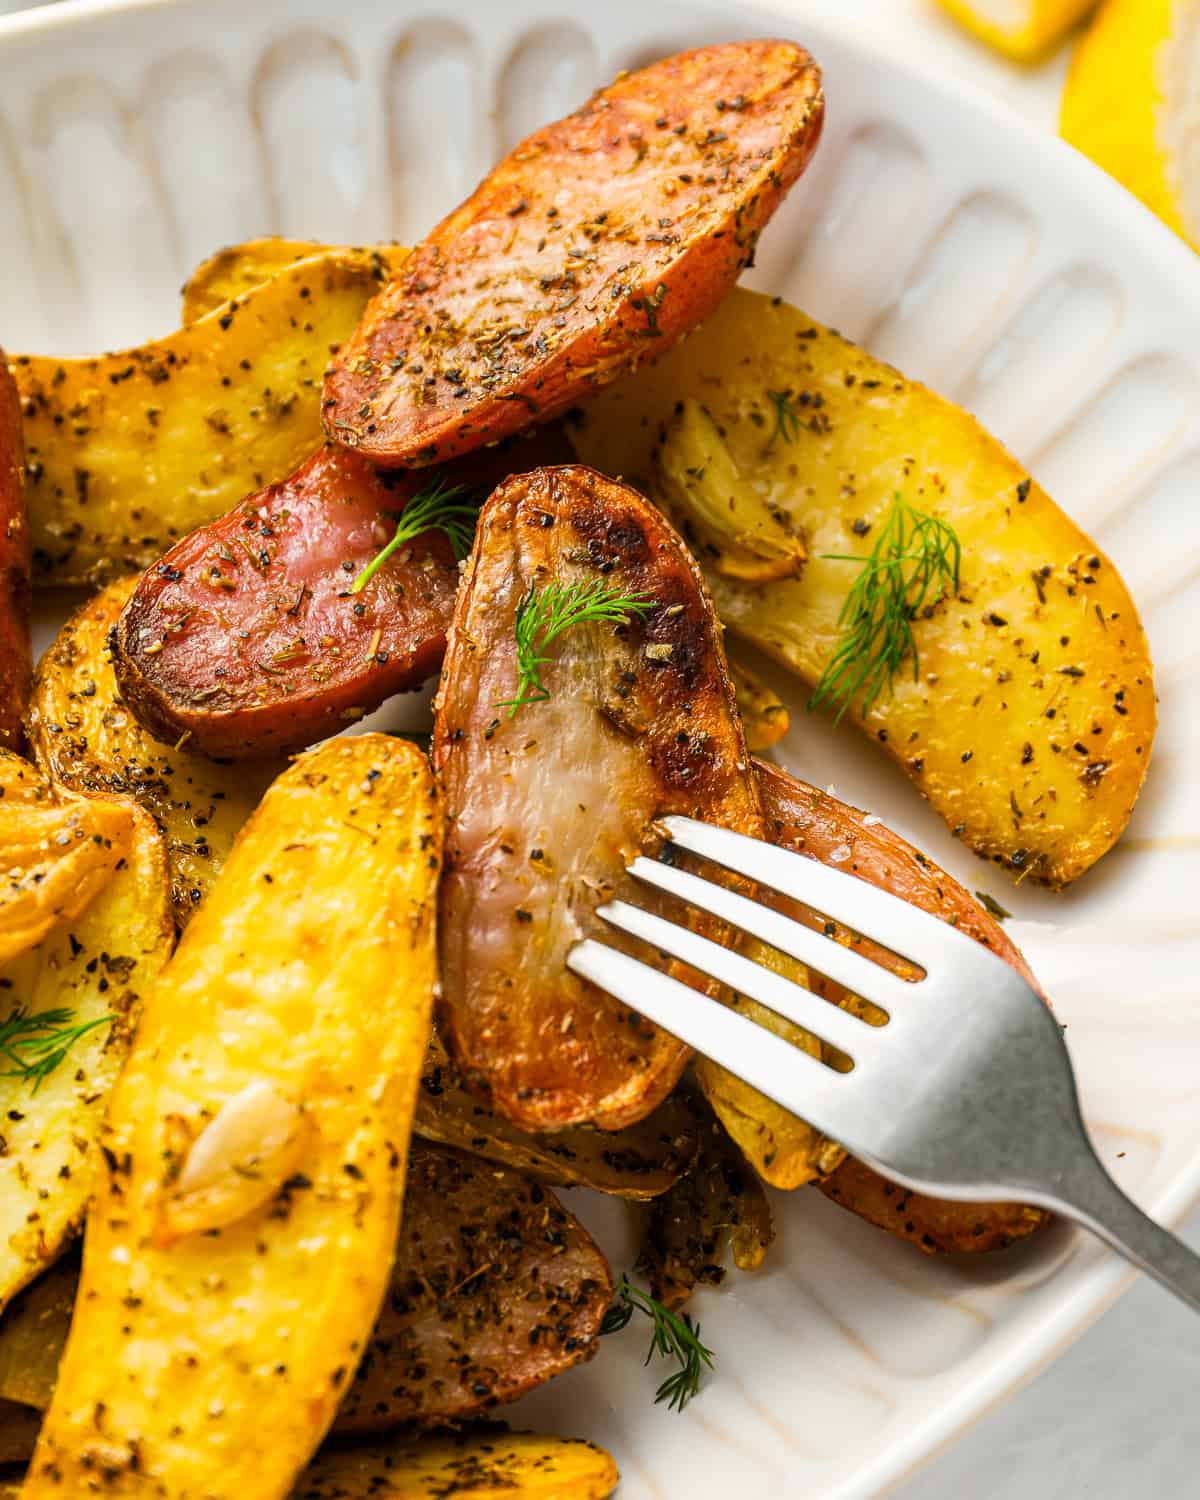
416, 1031, 698, 1199
435, 465, 763, 1130
324, 42, 823, 467
0, 1398, 39, 1467
637, 1095, 773, 1309
817, 1155, 1049, 1255
299, 1429, 619, 1500
112, 424, 574, 759
12, 249, 395, 586
337, 1143, 610, 1432
26, 577, 283, 924
182, 240, 409, 324
0, 357, 28, 753
24, 735, 441, 1500
0, 1253, 75, 1410
569, 290, 1155, 887
1, 1146, 610, 1432
703, 758, 1047, 1251
729, 657, 789, 751
0, 751, 136, 963
0, 803, 171, 1311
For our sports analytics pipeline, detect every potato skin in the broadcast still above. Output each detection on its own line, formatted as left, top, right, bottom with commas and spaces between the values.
0, 356, 29, 752
324, 42, 823, 467
11, 250, 393, 585
112, 424, 575, 760
23, 736, 441, 1500
26, 577, 284, 926
415, 1031, 699, 1199
112, 446, 458, 757
434, 465, 762, 1130
336, 1144, 610, 1433
569, 289, 1156, 887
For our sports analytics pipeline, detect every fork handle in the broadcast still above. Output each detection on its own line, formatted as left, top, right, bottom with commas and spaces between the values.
1049, 1145, 1200, 1314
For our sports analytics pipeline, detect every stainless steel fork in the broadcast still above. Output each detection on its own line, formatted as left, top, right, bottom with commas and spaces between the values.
567, 816, 1200, 1311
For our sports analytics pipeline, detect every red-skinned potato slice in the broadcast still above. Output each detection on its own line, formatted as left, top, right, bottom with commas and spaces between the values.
112, 428, 573, 759
750, 759, 1049, 1252
323, 41, 823, 467
434, 464, 762, 1130
0, 356, 29, 752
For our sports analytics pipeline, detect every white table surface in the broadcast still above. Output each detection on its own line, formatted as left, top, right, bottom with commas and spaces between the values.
0, 1, 1195, 1497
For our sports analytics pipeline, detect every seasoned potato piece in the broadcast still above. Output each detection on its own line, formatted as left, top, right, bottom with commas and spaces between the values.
703, 759, 1047, 1252
324, 42, 823, 466
336, 1144, 611, 1432
0, 357, 28, 753
0, 1397, 39, 1467
637, 1096, 773, 1309
570, 290, 1155, 887
111, 422, 569, 759
416, 1032, 699, 1199
24, 736, 441, 1500
0, 1254, 75, 1410
435, 466, 762, 1130
12, 249, 395, 585
182, 240, 408, 324
298, 1429, 618, 1500
729, 657, 789, 751
0, 1148, 610, 1432
818, 1155, 1049, 1255
26, 577, 283, 925
0, 751, 135, 963
0, 805, 171, 1311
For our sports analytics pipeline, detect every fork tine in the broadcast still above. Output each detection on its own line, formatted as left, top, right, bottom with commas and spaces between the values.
659, 815, 976, 971
595, 898, 878, 1060
567, 938, 863, 1143
627, 856, 916, 1011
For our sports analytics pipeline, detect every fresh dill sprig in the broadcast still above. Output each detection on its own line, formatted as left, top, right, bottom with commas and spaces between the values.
496, 579, 654, 717
600, 1274, 715, 1413
0, 1007, 112, 1093
765, 387, 801, 448
350, 477, 482, 594
810, 491, 961, 724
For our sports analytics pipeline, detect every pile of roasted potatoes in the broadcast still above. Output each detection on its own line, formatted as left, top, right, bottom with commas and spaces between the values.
0, 36, 1153, 1500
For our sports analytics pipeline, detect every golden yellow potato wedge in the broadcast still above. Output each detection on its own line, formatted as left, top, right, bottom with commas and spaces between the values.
26, 577, 283, 927
0, 804, 171, 1312
25, 735, 440, 1500
181, 238, 409, 323
0, 751, 134, 964
729, 657, 790, 751
12, 248, 395, 586
0, 1255, 74, 1410
569, 289, 1155, 887
0, 1397, 39, 1467
298, 1429, 618, 1500
415, 1032, 699, 1199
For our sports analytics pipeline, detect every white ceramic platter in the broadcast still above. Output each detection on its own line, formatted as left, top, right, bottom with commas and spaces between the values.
3, 0, 1199, 1495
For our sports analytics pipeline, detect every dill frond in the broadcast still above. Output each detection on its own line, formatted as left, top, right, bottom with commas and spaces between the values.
0, 1007, 112, 1093
765, 387, 801, 449
496, 579, 654, 717
599, 1274, 715, 1412
810, 491, 961, 723
350, 477, 482, 594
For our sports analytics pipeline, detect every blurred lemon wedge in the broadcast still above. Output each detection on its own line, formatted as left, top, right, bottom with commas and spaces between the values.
1062, 0, 1200, 250
937, 0, 1099, 60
